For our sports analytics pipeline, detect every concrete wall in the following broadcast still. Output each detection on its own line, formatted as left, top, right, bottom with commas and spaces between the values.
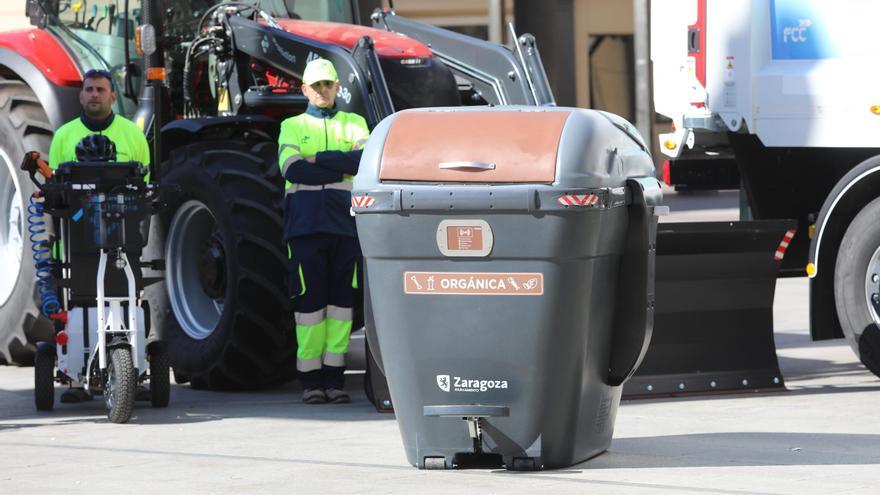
382, 0, 513, 27
510, 0, 635, 110
573, 0, 634, 108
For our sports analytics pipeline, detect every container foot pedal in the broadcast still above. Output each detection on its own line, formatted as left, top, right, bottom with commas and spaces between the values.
424, 405, 510, 455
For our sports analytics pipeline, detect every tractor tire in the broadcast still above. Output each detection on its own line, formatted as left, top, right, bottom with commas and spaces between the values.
834, 196, 880, 378
149, 344, 171, 408
105, 347, 136, 424
34, 349, 55, 411
0, 77, 54, 366
144, 136, 294, 390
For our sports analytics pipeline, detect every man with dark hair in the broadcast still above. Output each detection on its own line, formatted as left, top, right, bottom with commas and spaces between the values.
49, 69, 149, 171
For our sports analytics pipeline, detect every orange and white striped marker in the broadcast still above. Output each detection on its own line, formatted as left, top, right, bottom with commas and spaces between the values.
351, 195, 376, 208
557, 194, 599, 207
774, 229, 796, 261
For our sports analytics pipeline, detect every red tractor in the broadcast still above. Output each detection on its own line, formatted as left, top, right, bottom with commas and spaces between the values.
0, 0, 553, 390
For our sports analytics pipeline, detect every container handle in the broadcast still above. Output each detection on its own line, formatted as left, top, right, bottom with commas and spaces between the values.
607, 178, 659, 386
424, 405, 509, 418
438, 161, 496, 171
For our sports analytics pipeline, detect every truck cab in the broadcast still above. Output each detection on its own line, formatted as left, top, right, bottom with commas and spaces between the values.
652, 0, 880, 375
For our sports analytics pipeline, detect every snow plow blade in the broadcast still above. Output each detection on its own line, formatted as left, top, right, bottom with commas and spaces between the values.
624, 220, 797, 398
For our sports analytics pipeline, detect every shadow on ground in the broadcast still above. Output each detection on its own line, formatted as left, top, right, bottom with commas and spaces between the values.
586, 431, 880, 469
0, 372, 393, 426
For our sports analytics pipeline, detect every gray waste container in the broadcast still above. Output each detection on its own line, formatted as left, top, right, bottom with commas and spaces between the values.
353, 106, 663, 470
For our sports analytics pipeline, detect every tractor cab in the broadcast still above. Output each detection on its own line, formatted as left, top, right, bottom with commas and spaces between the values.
28, 0, 358, 118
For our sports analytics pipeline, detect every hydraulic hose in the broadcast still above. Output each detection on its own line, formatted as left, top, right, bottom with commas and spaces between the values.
27, 194, 61, 316
182, 37, 218, 118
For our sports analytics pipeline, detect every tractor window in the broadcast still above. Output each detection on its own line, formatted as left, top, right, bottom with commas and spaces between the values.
43, 1, 143, 118
281, 0, 354, 23
163, 0, 223, 40
159, 1, 355, 34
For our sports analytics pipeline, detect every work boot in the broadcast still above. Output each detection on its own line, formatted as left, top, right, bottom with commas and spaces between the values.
322, 365, 346, 390
60, 387, 92, 403
325, 388, 351, 404
302, 388, 327, 404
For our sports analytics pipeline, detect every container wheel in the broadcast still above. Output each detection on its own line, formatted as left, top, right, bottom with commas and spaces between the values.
834, 195, 880, 378
105, 347, 136, 424
507, 457, 538, 471
423, 457, 447, 470
34, 349, 54, 411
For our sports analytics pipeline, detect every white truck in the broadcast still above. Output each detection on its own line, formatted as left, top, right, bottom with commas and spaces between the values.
652, 0, 880, 378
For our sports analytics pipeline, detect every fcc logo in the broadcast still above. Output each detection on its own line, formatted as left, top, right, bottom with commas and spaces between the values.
436, 374, 450, 392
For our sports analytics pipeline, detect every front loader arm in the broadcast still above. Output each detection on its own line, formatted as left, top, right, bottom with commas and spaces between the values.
226, 15, 393, 127
372, 9, 554, 107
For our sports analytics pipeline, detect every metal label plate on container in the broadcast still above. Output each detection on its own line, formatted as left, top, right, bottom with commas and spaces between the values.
404, 272, 543, 296
436, 219, 493, 257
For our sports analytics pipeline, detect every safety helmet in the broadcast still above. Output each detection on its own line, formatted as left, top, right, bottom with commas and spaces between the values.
75, 134, 117, 162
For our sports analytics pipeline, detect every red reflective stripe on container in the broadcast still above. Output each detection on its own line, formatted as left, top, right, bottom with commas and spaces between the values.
557, 194, 599, 207
774, 229, 797, 261
352, 195, 376, 208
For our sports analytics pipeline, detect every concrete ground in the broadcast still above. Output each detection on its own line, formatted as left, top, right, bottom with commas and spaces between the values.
1, 190, 879, 494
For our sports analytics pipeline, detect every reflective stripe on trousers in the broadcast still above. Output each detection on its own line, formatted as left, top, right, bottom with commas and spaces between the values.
295, 305, 352, 372
289, 234, 360, 373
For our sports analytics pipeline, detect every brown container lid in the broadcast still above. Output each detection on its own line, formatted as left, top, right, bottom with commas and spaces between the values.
379, 109, 570, 183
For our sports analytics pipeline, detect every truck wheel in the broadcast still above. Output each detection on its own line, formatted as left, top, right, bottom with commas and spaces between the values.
147, 137, 294, 389
834, 196, 880, 378
105, 347, 136, 424
34, 349, 55, 411
0, 78, 54, 365
148, 344, 171, 408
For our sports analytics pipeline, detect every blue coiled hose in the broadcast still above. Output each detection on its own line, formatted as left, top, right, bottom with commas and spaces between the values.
27, 194, 60, 316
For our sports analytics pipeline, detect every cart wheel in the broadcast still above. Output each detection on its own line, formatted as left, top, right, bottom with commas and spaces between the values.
149, 345, 171, 408
105, 347, 136, 423
423, 457, 447, 470
34, 350, 54, 411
